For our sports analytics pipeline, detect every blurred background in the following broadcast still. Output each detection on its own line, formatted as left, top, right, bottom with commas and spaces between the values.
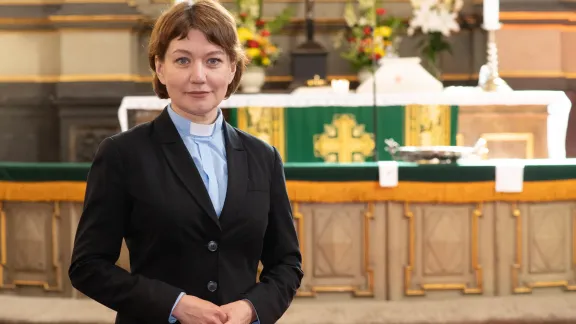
1, 0, 576, 323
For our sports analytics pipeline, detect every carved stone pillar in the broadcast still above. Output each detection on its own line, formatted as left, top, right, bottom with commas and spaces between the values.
0, 2, 60, 161
51, 1, 148, 162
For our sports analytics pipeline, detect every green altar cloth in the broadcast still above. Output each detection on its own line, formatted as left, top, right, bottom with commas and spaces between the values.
228, 105, 459, 162
1, 160, 575, 183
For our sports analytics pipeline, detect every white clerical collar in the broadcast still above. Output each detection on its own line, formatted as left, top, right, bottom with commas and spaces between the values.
189, 116, 217, 137
167, 104, 223, 138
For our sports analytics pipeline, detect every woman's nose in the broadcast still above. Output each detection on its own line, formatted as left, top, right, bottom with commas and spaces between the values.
189, 61, 206, 83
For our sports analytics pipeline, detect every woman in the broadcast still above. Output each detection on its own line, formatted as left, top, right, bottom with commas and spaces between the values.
68, 1, 303, 323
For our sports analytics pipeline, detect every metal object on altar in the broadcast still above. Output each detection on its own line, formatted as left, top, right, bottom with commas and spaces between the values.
306, 75, 327, 87
384, 138, 488, 164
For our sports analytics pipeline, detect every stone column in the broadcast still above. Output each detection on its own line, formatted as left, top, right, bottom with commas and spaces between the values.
0, 1, 61, 161
50, 0, 149, 162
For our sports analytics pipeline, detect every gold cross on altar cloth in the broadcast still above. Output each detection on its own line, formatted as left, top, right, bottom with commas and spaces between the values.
313, 114, 375, 163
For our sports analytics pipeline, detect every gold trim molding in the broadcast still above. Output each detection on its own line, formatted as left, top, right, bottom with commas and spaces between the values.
511, 203, 576, 294
404, 202, 483, 296
502, 24, 576, 31
0, 202, 6, 288
0, 14, 143, 26
0, 0, 132, 4
500, 12, 576, 21
292, 203, 306, 296
297, 203, 375, 297
0, 202, 63, 291
0, 74, 151, 83
48, 14, 142, 23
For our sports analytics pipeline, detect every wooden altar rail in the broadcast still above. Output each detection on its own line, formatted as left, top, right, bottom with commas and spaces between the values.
1, 181, 576, 301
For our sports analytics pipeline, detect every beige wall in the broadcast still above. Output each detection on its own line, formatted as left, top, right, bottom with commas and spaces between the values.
1, 0, 575, 85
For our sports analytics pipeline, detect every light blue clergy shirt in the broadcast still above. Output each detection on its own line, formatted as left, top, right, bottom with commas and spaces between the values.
166, 105, 260, 324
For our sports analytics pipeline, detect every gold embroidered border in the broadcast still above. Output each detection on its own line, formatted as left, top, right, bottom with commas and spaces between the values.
236, 106, 286, 161
404, 104, 451, 146
404, 202, 483, 295
3, 180, 576, 203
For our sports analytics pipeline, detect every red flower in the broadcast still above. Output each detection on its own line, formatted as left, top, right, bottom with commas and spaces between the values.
260, 29, 270, 37
247, 40, 260, 48
240, 12, 247, 17
256, 19, 265, 27
376, 8, 386, 15
363, 26, 372, 35
373, 53, 382, 60
348, 37, 356, 43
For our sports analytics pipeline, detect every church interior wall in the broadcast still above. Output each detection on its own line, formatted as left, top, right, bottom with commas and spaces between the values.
0, 0, 574, 162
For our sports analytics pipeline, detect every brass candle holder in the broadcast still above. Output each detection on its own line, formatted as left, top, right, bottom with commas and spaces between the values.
480, 24, 512, 92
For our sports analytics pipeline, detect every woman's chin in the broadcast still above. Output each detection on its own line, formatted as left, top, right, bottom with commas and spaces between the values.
179, 103, 218, 118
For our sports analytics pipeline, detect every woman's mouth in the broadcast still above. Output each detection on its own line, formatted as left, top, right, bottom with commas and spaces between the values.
186, 91, 210, 98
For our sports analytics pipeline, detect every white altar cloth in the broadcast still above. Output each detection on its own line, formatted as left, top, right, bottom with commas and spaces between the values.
117, 90, 572, 158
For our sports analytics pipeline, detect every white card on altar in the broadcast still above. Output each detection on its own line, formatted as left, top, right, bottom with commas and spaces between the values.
378, 161, 399, 187
495, 161, 525, 193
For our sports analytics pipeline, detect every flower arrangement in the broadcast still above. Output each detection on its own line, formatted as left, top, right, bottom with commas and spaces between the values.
406, 0, 463, 77
233, 0, 292, 68
334, 0, 404, 72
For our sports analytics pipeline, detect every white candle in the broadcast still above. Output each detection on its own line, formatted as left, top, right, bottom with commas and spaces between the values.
483, 0, 500, 29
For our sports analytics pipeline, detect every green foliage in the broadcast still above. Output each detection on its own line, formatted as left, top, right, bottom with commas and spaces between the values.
266, 7, 294, 34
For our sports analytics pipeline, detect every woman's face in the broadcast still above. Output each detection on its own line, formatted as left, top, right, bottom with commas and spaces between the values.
156, 28, 236, 124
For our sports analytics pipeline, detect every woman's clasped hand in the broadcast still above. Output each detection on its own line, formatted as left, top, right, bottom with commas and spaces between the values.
172, 295, 255, 324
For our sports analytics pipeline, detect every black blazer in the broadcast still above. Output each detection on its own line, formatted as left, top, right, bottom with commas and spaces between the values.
69, 108, 303, 324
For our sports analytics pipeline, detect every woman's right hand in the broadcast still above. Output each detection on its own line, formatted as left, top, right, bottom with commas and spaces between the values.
172, 295, 228, 324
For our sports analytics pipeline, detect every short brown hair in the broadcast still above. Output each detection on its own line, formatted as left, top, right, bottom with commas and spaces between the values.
148, 0, 247, 99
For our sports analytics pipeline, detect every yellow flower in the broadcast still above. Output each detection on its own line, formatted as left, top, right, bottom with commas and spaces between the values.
237, 27, 253, 43
374, 26, 392, 38
246, 48, 260, 58
373, 46, 385, 57
266, 45, 277, 54
258, 36, 269, 45
262, 57, 271, 66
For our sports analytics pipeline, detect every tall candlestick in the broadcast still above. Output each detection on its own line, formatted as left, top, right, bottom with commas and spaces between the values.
483, 0, 500, 30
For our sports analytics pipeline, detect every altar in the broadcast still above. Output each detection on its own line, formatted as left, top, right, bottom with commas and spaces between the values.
117, 89, 571, 161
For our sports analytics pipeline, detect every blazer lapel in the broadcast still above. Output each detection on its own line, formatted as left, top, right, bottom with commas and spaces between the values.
151, 108, 220, 227
219, 122, 247, 221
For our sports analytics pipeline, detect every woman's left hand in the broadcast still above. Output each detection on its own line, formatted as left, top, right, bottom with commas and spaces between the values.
220, 300, 256, 324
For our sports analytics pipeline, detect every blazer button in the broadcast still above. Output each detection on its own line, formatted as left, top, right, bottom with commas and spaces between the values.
207, 281, 218, 292
207, 241, 218, 252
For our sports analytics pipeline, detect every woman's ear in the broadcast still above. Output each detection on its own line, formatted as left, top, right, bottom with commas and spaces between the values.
155, 56, 166, 84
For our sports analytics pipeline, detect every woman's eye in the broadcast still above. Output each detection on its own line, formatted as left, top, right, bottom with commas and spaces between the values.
175, 57, 189, 65
207, 58, 222, 65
